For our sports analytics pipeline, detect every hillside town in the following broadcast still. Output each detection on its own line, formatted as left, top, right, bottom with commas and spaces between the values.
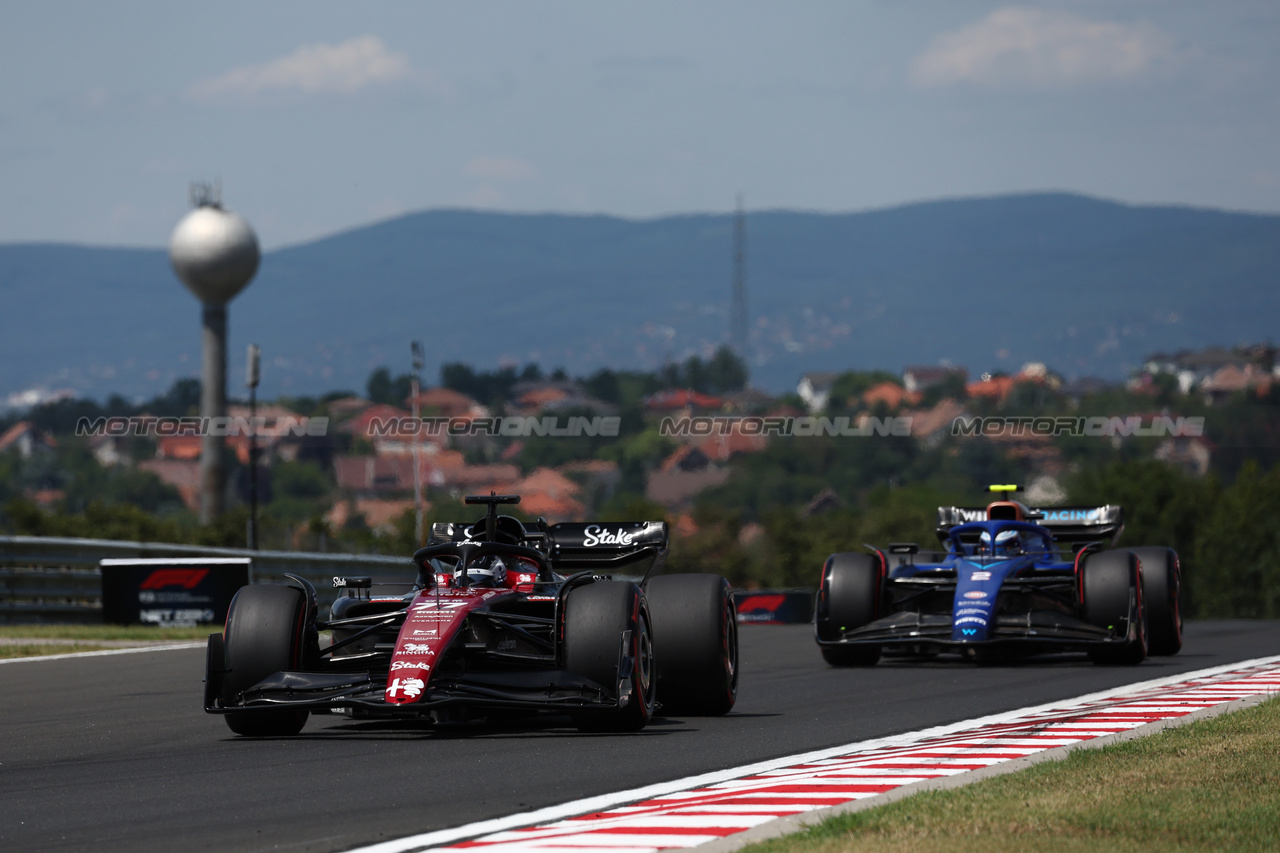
4, 343, 1277, 566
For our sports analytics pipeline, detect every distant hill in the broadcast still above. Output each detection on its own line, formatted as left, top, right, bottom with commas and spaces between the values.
3, 192, 1278, 402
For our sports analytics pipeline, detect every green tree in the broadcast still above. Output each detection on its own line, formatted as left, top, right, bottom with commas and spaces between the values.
266, 460, 334, 523
1191, 461, 1280, 618
366, 367, 413, 406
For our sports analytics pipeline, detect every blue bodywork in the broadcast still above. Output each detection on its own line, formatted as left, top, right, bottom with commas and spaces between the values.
815, 516, 1131, 654
815, 501, 1146, 662
907, 520, 1069, 643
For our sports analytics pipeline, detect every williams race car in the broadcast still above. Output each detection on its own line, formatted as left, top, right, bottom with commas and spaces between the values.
815, 486, 1181, 666
205, 494, 738, 736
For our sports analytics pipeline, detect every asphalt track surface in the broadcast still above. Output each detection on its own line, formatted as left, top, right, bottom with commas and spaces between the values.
3, 620, 1279, 853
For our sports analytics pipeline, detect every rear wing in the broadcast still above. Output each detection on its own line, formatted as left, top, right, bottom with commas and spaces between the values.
548, 522, 669, 570
427, 519, 669, 570
936, 505, 1124, 547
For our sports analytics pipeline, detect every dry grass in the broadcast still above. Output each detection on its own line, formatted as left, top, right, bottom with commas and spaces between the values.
743, 697, 1280, 853
0, 624, 212, 658
0, 624, 213, 641
0, 643, 127, 658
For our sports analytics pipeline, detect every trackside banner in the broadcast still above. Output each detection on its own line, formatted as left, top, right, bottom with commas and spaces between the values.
735, 589, 814, 624
99, 558, 250, 626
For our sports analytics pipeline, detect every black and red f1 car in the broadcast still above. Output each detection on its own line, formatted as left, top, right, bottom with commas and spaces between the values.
205, 495, 738, 736
815, 486, 1182, 666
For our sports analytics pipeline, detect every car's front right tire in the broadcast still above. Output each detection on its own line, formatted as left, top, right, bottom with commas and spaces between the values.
221, 584, 311, 737
815, 552, 882, 666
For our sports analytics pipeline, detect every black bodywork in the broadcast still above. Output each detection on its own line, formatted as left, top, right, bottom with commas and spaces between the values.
205, 496, 669, 721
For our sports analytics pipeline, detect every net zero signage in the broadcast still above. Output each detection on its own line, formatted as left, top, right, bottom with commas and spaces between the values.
99, 558, 250, 626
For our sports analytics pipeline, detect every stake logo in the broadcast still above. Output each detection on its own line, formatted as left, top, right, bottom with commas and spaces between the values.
582, 525, 634, 547
391, 661, 431, 672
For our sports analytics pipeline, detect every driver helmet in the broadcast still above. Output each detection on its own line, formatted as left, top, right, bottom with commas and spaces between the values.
456, 555, 507, 587
979, 529, 1021, 556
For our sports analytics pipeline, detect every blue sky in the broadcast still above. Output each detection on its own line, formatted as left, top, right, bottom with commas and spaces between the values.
2, 1, 1278, 249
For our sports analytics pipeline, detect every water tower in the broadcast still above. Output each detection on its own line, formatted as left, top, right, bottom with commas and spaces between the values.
169, 183, 260, 523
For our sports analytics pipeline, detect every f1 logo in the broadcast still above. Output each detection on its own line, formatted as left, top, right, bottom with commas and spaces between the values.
140, 569, 209, 590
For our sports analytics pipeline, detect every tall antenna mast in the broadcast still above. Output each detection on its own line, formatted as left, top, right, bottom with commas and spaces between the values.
731, 194, 748, 368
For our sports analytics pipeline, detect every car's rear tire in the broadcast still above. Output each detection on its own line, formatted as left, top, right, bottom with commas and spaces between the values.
1132, 546, 1182, 656
815, 552, 882, 667
564, 581, 655, 732
646, 574, 738, 716
1082, 550, 1147, 666
221, 584, 311, 736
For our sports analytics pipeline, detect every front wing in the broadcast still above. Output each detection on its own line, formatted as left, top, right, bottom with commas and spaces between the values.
815, 577, 1141, 653
204, 635, 637, 719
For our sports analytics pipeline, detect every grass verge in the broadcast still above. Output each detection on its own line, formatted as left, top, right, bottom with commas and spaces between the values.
0, 624, 212, 658
0, 624, 213, 641
740, 696, 1280, 853
1, 643, 137, 658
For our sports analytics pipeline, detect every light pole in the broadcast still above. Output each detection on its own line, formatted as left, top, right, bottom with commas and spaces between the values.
246, 343, 260, 550
411, 341, 425, 546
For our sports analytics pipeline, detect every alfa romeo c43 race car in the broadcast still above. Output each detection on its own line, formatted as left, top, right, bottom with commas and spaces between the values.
205, 494, 738, 736
815, 486, 1182, 667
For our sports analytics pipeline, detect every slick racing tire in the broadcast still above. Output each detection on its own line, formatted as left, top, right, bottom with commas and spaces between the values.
1081, 550, 1147, 666
815, 552, 882, 667
564, 581, 656, 732
221, 584, 312, 737
646, 574, 738, 716
1131, 546, 1182, 656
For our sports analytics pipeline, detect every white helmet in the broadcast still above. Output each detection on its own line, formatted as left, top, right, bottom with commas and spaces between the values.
456, 555, 507, 587
979, 529, 1021, 556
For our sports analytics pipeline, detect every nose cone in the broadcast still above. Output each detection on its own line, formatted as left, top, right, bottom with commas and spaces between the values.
169, 205, 260, 306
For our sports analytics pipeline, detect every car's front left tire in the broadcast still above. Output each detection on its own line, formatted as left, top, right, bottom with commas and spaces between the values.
646, 573, 738, 716
564, 581, 656, 732
1081, 550, 1147, 666
1132, 546, 1182, 656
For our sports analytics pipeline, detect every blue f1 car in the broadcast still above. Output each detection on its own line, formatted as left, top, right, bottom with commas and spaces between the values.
815, 486, 1182, 666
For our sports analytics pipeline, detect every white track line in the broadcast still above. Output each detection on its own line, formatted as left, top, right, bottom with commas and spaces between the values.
0, 642, 205, 664
341, 655, 1280, 853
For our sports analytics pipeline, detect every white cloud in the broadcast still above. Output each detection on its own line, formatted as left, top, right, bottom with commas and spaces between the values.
463, 156, 537, 182
910, 7, 1180, 89
188, 36, 421, 101
463, 185, 507, 208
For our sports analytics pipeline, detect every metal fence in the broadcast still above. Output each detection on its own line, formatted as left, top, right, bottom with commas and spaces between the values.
1, 536, 818, 626
0, 536, 412, 624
